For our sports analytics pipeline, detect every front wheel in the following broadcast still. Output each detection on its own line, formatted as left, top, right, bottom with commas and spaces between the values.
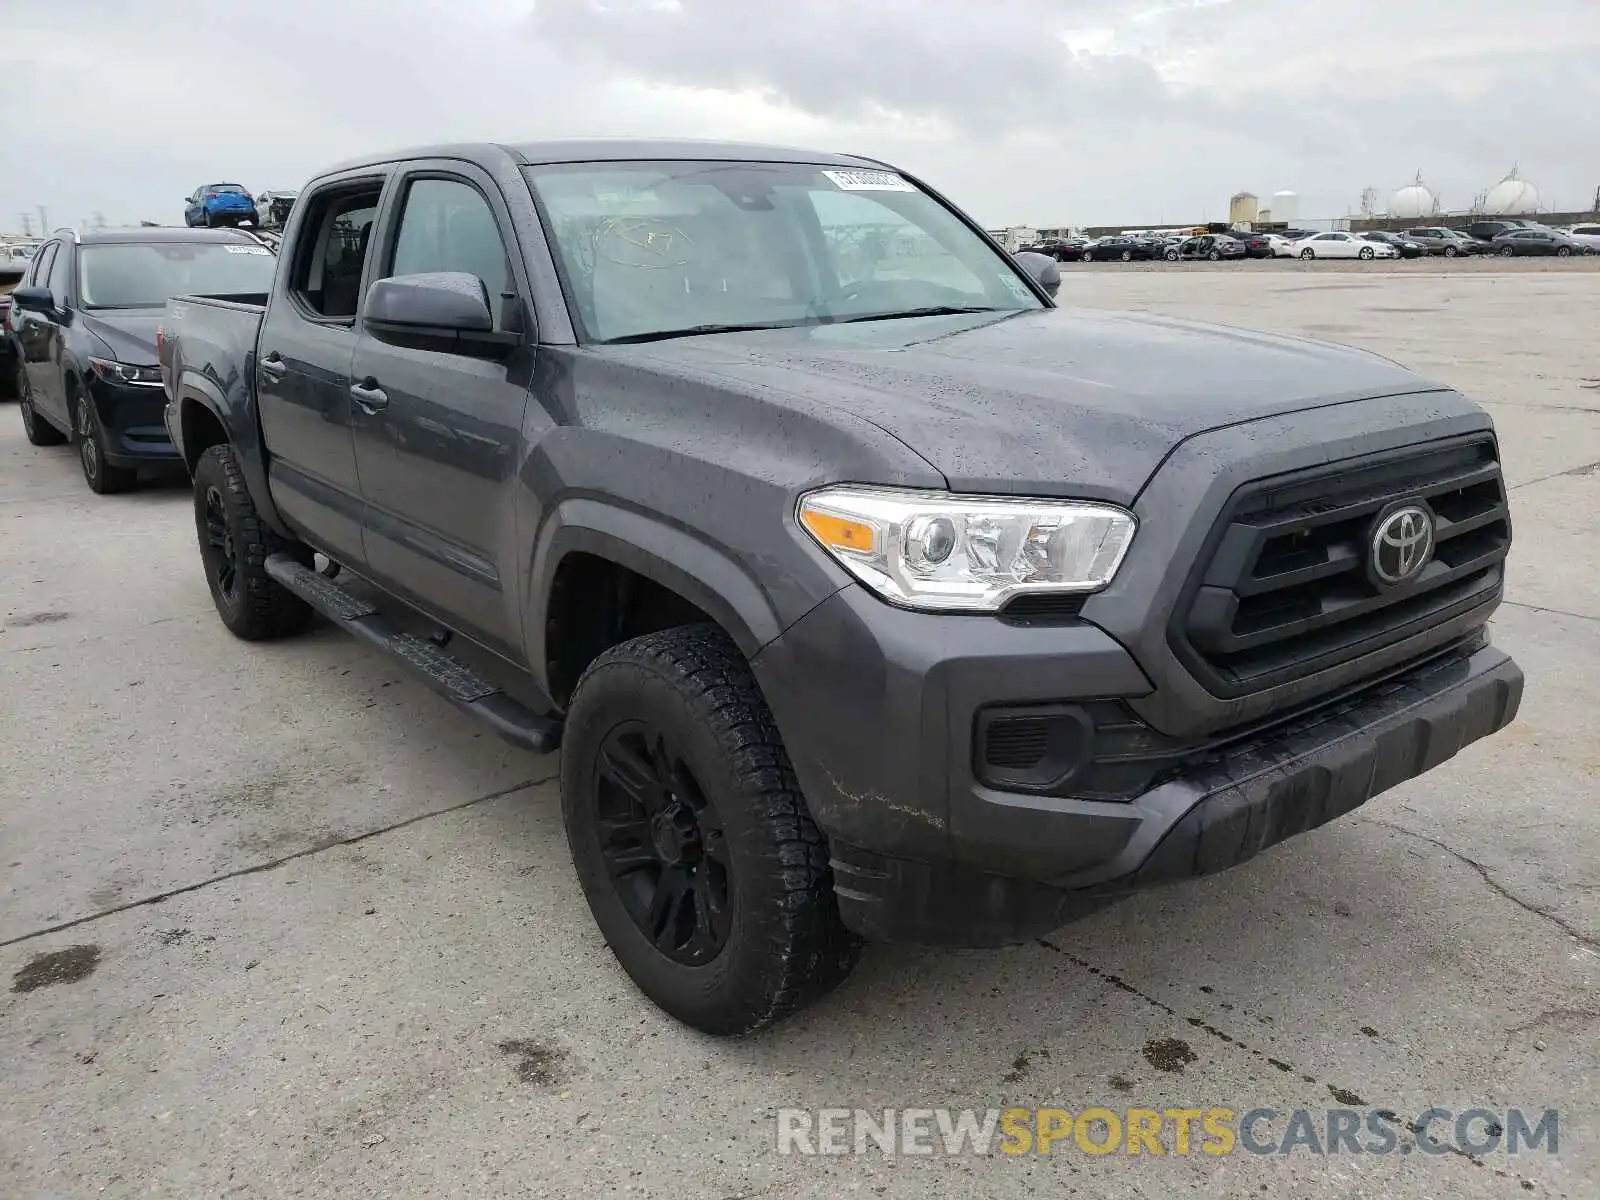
192, 444, 314, 639
1165, 250, 1179, 261
562, 625, 860, 1035
74, 391, 137, 494
1499, 245, 1515, 257
1359, 246, 1375, 260
1300, 248, 1315, 260
1081, 251, 1093, 262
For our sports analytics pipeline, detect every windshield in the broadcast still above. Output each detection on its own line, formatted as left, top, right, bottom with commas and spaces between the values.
208, 184, 247, 195
78, 242, 276, 309
525, 160, 1043, 343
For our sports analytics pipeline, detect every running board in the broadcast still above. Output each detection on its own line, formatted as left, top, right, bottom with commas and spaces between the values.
265, 554, 561, 754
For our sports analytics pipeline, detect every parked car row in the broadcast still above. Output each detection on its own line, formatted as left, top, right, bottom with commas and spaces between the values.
1022, 219, 1596, 265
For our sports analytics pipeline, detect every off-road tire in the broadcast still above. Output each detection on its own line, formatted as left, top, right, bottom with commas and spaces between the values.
192, 444, 313, 639
18, 369, 66, 445
562, 624, 860, 1035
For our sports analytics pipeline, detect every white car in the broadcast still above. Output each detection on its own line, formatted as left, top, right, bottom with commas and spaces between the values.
1266, 234, 1299, 258
1564, 224, 1600, 252
1295, 232, 1398, 260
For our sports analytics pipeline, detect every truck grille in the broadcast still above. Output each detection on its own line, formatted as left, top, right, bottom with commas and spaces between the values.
1172, 437, 1509, 696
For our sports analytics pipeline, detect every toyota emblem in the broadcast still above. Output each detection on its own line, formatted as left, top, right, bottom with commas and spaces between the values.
1370, 504, 1435, 586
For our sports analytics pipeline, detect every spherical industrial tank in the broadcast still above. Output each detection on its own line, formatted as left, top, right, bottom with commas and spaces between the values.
1484, 170, 1539, 215
1389, 174, 1437, 219
1271, 190, 1299, 222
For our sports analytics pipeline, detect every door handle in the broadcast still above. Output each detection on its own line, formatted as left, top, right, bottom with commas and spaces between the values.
349, 379, 389, 413
259, 353, 288, 381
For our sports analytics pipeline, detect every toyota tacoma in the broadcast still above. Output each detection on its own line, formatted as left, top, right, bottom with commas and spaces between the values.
159, 141, 1522, 1034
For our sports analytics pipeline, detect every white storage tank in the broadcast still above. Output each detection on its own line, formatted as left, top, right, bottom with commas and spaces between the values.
1229, 191, 1260, 225
1389, 173, 1437, 219
1484, 169, 1539, 215
1271, 190, 1299, 222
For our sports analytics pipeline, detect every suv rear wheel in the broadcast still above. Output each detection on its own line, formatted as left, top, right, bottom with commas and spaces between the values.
562, 624, 860, 1034
192, 444, 314, 639
17, 368, 66, 446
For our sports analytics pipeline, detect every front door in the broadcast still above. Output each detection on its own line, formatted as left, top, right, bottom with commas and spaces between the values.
348, 167, 534, 658
255, 178, 385, 568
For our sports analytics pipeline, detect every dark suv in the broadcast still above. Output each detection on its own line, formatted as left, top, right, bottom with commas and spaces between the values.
10, 227, 277, 492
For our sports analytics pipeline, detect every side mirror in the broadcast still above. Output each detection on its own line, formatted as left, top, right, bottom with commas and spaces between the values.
1011, 251, 1060, 300
11, 285, 55, 314
364, 271, 517, 355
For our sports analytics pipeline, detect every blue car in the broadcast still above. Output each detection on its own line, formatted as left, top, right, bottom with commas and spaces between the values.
184, 183, 259, 228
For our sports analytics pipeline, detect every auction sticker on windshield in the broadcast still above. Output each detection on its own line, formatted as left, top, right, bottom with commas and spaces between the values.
822, 169, 916, 193
223, 245, 272, 255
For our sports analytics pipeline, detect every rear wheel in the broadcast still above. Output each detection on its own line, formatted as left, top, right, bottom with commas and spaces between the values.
1208, 250, 1221, 261
74, 388, 137, 494
1120, 250, 1132, 262
1444, 245, 1458, 257
562, 625, 860, 1035
18, 369, 66, 445
1556, 246, 1572, 258
192, 444, 314, 639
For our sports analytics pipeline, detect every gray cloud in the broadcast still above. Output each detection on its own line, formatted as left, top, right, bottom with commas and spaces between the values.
1, 0, 1596, 235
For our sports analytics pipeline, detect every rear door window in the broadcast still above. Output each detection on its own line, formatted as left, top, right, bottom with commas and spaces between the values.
289, 182, 384, 320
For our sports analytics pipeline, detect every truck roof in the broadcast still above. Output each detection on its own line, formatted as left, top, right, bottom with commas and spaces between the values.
315, 138, 891, 177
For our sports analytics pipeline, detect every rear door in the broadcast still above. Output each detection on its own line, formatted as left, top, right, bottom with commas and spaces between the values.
347, 163, 534, 657
255, 173, 387, 567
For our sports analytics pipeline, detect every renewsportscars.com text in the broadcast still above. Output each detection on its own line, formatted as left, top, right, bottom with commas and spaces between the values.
776, 1106, 1559, 1158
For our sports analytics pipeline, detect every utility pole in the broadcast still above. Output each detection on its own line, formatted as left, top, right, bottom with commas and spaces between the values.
37, 206, 48, 234
19, 213, 33, 237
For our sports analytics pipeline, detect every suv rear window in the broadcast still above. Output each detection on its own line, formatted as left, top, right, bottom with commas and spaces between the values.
289, 182, 383, 319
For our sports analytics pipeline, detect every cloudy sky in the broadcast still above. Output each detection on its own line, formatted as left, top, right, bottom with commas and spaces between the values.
3, 0, 1597, 234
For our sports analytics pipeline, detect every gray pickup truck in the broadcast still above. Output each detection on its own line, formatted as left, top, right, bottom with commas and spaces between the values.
159, 140, 1522, 1034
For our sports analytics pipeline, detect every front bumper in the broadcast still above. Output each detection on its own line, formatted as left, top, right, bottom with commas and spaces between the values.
754, 587, 1521, 946
87, 376, 182, 468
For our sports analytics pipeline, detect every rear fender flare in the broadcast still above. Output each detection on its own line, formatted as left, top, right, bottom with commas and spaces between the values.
525, 498, 784, 703
173, 371, 293, 538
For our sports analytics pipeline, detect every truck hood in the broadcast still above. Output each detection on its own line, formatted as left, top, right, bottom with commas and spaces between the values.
82, 311, 162, 366
606, 308, 1445, 503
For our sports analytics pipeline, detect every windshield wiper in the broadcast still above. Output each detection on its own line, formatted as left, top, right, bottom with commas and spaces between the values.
837, 306, 1012, 324
601, 320, 810, 345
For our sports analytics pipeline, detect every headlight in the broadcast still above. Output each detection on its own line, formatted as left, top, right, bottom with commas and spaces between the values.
89, 357, 162, 386
798, 485, 1136, 612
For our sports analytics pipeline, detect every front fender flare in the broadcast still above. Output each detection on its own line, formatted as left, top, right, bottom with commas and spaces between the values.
526, 498, 787, 703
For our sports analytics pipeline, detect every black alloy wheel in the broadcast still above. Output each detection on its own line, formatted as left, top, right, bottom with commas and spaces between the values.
1500, 245, 1515, 257
1556, 246, 1572, 258
201, 483, 241, 604
595, 722, 732, 965
75, 392, 135, 493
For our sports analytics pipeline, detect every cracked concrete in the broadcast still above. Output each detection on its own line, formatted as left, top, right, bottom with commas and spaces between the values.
2, 263, 1596, 1199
